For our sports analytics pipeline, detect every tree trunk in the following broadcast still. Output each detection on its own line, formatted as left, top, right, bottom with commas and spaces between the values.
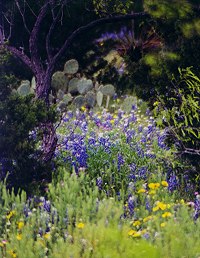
35, 72, 58, 162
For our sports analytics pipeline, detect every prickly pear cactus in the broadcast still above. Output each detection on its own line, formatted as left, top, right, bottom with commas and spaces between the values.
68, 77, 80, 94
77, 78, 93, 94
96, 91, 103, 107
31, 76, 36, 90
121, 96, 137, 113
57, 94, 72, 110
62, 93, 73, 104
100, 84, 115, 96
85, 91, 96, 108
57, 89, 65, 100
51, 71, 68, 91
73, 95, 85, 109
17, 80, 31, 96
64, 59, 79, 74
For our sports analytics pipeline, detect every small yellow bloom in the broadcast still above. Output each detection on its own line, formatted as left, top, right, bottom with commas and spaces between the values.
160, 222, 166, 228
162, 212, 172, 218
16, 233, 22, 241
77, 222, 85, 229
6, 210, 16, 220
153, 206, 159, 212
116, 99, 120, 103
17, 221, 24, 230
158, 202, 167, 210
113, 115, 117, 119
149, 190, 156, 195
8, 250, 17, 258
110, 120, 115, 124
133, 231, 142, 238
180, 199, 185, 204
44, 232, 51, 239
81, 106, 86, 112
148, 183, 160, 190
133, 220, 141, 227
137, 188, 146, 194
161, 181, 168, 187
128, 229, 136, 236
143, 216, 153, 222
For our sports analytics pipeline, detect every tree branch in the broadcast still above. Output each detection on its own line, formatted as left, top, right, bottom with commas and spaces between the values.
1, 44, 35, 73
51, 12, 149, 70
15, 0, 30, 34
29, 0, 49, 73
46, 8, 62, 61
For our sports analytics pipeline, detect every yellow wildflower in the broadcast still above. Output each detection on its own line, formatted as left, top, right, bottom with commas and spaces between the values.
133, 220, 141, 227
8, 250, 17, 258
132, 231, 142, 238
110, 120, 115, 124
153, 206, 159, 212
160, 222, 166, 228
161, 181, 168, 187
113, 115, 117, 119
116, 99, 120, 103
148, 183, 160, 190
143, 216, 153, 223
158, 202, 167, 210
137, 188, 146, 194
153, 202, 168, 212
162, 212, 172, 218
16, 233, 22, 241
44, 232, 51, 240
149, 190, 156, 195
6, 210, 16, 220
77, 222, 85, 229
81, 106, 86, 112
128, 229, 136, 236
180, 199, 185, 204
17, 221, 24, 230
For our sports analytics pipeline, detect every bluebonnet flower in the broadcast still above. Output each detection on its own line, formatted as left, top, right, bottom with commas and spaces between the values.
194, 194, 200, 220
128, 195, 135, 217
137, 166, 148, 180
96, 177, 103, 190
138, 125, 143, 133
167, 173, 179, 192
145, 196, 151, 212
117, 153, 125, 171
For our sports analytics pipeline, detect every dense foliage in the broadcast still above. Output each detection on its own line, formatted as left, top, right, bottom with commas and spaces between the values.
0, 51, 57, 193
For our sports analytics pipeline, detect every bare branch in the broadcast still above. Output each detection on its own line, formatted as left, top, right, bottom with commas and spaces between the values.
29, 0, 49, 73
15, 0, 30, 34
46, 8, 62, 61
24, 0, 37, 17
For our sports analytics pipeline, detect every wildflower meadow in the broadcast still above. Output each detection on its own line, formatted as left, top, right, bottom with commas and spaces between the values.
1, 101, 200, 258
1, 1, 200, 257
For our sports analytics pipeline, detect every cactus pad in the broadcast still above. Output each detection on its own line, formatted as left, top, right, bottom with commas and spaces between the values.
62, 93, 73, 104
17, 80, 31, 96
64, 59, 79, 74
51, 71, 68, 91
85, 91, 96, 108
73, 95, 86, 108
57, 89, 65, 100
100, 84, 115, 96
96, 91, 103, 107
77, 78, 93, 94
68, 78, 80, 94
